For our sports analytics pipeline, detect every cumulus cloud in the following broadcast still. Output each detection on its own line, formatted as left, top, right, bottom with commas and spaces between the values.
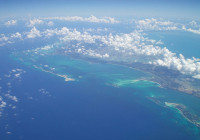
44, 15, 119, 24
47, 21, 54, 26
0, 34, 9, 42
0, 97, 6, 108
5, 20, 17, 26
182, 25, 200, 35
0, 96, 6, 117
27, 27, 41, 38
85, 15, 118, 24
83, 28, 108, 33
43, 27, 70, 37
134, 18, 200, 35
5, 94, 18, 102
11, 32, 22, 39
0, 68, 27, 117
60, 29, 101, 43
38, 89, 49, 95
135, 18, 178, 31
42, 27, 101, 43
27, 19, 56, 27
28, 19, 44, 27
0, 33, 22, 47
189, 20, 199, 28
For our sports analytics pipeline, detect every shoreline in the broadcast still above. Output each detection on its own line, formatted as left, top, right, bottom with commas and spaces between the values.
33, 65, 75, 82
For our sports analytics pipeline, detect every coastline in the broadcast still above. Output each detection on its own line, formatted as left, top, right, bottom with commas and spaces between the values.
33, 65, 75, 82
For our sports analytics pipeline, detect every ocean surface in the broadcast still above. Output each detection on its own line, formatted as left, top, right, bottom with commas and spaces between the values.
0, 43, 200, 140
0, 30, 200, 140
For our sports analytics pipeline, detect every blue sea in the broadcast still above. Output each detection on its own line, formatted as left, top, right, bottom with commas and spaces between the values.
0, 30, 200, 140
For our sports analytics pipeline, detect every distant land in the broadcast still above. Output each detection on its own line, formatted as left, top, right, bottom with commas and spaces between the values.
65, 53, 200, 98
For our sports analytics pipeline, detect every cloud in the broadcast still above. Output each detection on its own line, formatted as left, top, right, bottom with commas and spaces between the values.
182, 25, 200, 35
0, 96, 6, 117
47, 21, 54, 26
38, 89, 49, 95
28, 19, 44, 27
83, 28, 108, 33
135, 18, 178, 31
85, 15, 118, 24
5, 94, 18, 102
43, 27, 70, 37
11, 32, 22, 39
27, 19, 55, 27
134, 18, 200, 35
0, 33, 22, 46
189, 20, 199, 28
5, 20, 17, 26
0, 97, 6, 108
43, 27, 101, 43
60, 28, 101, 43
27, 27, 41, 38
43, 15, 119, 24
0, 34, 9, 42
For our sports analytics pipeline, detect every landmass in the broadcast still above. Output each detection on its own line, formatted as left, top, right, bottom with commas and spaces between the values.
33, 65, 75, 82
62, 53, 200, 98
165, 102, 200, 128
126, 62, 200, 97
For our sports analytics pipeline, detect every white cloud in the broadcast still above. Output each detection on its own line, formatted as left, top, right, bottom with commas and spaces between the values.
42, 27, 101, 43
0, 96, 7, 117
189, 20, 199, 28
0, 32, 23, 47
83, 28, 108, 33
38, 89, 49, 95
60, 29, 101, 43
135, 18, 178, 31
47, 21, 54, 26
0, 97, 6, 108
43, 27, 70, 37
11, 32, 22, 39
43, 15, 119, 24
135, 18, 200, 35
5, 94, 18, 102
0, 96, 6, 117
85, 15, 118, 24
5, 20, 17, 26
182, 25, 200, 35
0, 34, 9, 42
156, 40, 164, 45
40, 45, 53, 50
28, 19, 44, 27
27, 27, 41, 38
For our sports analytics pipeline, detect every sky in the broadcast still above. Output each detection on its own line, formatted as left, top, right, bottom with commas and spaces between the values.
0, 0, 200, 19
